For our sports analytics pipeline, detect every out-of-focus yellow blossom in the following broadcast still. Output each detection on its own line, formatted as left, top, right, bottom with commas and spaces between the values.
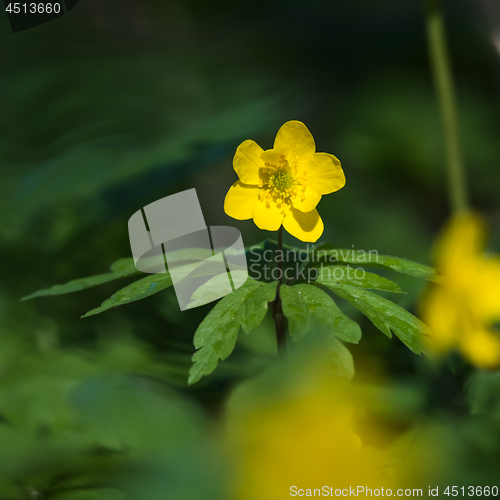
226, 361, 399, 500
224, 121, 345, 242
421, 212, 500, 369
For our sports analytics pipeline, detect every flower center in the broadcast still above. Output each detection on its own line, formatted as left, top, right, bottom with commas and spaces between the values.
269, 168, 294, 195
259, 155, 300, 206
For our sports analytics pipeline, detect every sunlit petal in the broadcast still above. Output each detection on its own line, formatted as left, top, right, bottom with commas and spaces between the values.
273, 121, 315, 162
283, 205, 324, 243
224, 181, 260, 220
300, 153, 345, 195
233, 140, 265, 185
253, 198, 284, 231
291, 185, 322, 212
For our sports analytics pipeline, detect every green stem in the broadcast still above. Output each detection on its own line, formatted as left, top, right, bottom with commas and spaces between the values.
277, 225, 284, 285
272, 226, 286, 355
425, 0, 468, 213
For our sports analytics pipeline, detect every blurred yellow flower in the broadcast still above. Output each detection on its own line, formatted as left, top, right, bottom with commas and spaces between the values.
226, 360, 398, 500
224, 121, 345, 242
421, 212, 500, 369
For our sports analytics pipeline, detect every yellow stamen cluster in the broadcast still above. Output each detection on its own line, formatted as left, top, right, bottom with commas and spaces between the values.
258, 155, 307, 207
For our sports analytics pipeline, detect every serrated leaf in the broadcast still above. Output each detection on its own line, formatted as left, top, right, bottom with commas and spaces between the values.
189, 348, 220, 387
279, 285, 309, 341
316, 265, 404, 293
327, 336, 355, 380
310, 245, 438, 282
189, 279, 274, 384
185, 273, 234, 310
238, 282, 278, 334
186, 270, 250, 310
317, 282, 428, 354
21, 252, 212, 302
21, 260, 140, 301
280, 284, 361, 344
82, 273, 173, 318
192, 280, 260, 349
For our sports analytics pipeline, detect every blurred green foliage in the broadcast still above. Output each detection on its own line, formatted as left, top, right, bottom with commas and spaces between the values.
1, 0, 500, 497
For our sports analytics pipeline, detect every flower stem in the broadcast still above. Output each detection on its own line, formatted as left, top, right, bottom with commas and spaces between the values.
425, 0, 468, 213
272, 226, 287, 355
277, 225, 284, 285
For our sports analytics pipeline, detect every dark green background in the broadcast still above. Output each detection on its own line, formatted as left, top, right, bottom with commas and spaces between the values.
1, 1, 500, 498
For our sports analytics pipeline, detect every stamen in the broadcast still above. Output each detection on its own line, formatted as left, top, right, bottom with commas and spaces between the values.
263, 156, 303, 206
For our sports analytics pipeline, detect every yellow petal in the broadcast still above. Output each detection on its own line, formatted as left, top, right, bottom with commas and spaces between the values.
253, 197, 284, 231
300, 153, 345, 195
434, 212, 486, 272
420, 286, 459, 354
260, 148, 286, 168
469, 258, 500, 320
291, 185, 322, 212
283, 205, 324, 242
233, 140, 265, 185
224, 181, 260, 220
273, 121, 315, 162
460, 325, 500, 370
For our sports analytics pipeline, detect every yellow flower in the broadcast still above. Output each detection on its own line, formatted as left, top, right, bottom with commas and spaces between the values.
224, 121, 345, 242
226, 360, 398, 500
421, 212, 500, 369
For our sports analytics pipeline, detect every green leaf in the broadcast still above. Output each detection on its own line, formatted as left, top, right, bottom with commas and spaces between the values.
280, 284, 361, 344
186, 270, 250, 310
310, 245, 438, 282
279, 284, 309, 341
316, 265, 404, 293
190, 348, 220, 387
327, 336, 355, 380
21, 252, 209, 303
466, 371, 500, 418
238, 281, 278, 334
317, 282, 428, 354
280, 284, 358, 380
108, 257, 139, 274
82, 273, 173, 318
189, 280, 276, 384
22, 257, 140, 301
192, 280, 259, 350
